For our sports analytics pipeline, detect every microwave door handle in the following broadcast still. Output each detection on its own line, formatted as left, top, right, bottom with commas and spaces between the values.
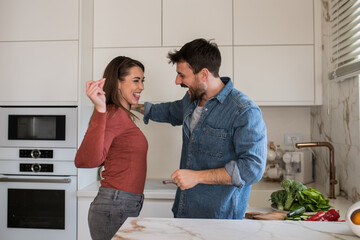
0, 177, 71, 183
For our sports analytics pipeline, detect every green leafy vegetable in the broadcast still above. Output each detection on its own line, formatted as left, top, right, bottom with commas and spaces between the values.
280, 179, 307, 210
297, 187, 331, 212
269, 179, 332, 216
289, 202, 302, 211
270, 190, 287, 210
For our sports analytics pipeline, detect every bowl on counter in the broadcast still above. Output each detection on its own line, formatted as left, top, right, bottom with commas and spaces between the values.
346, 201, 360, 237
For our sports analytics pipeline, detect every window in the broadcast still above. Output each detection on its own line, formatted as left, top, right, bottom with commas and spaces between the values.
329, 0, 360, 81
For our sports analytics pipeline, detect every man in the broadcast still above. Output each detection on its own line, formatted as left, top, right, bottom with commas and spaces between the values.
133, 38, 267, 219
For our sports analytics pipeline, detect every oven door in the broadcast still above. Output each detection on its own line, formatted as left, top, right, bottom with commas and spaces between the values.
0, 175, 77, 240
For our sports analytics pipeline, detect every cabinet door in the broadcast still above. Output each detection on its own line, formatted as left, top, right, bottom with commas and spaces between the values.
234, 46, 314, 105
139, 199, 174, 218
0, 0, 78, 41
94, 47, 233, 103
94, 48, 185, 102
0, 42, 78, 104
94, 0, 161, 47
234, 0, 313, 45
163, 0, 232, 46
77, 197, 93, 240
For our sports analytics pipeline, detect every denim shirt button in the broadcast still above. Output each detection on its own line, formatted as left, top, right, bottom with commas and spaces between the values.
191, 137, 195, 141
205, 108, 208, 111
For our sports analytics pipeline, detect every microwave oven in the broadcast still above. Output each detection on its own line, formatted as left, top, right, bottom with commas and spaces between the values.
0, 106, 77, 148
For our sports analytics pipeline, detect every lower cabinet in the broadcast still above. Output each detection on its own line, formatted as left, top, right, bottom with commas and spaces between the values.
77, 197, 93, 240
139, 199, 174, 218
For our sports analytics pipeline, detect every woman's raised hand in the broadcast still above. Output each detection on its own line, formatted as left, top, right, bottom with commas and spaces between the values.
86, 78, 106, 113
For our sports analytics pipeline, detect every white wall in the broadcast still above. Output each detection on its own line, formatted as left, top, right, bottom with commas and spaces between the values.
262, 107, 311, 149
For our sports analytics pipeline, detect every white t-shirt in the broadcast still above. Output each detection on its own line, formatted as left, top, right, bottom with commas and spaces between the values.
189, 105, 203, 133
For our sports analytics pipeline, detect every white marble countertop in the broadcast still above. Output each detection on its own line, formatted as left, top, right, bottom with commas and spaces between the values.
112, 217, 358, 240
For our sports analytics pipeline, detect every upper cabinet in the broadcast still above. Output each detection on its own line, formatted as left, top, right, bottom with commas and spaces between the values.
0, 0, 321, 106
234, 45, 314, 104
94, 0, 161, 47
234, 0, 313, 45
162, 0, 233, 46
0, 0, 78, 41
91, 0, 322, 106
0, 41, 78, 103
233, 0, 322, 105
0, 0, 79, 105
92, 46, 233, 103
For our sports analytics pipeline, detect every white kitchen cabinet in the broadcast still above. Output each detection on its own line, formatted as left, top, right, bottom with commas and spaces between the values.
232, 0, 322, 105
162, 0, 232, 46
139, 199, 174, 218
93, 46, 233, 103
94, 0, 161, 47
0, 41, 78, 104
234, 0, 313, 45
234, 46, 314, 105
218, 47, 233, 80
0, 0, 78, 41
93, 47, 184, 102
77, 197, 93, 240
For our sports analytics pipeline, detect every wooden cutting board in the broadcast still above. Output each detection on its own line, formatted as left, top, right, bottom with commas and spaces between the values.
245, 211, 287, 220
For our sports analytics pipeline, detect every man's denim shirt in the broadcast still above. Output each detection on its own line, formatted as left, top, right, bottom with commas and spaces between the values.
143, 77, 267, 219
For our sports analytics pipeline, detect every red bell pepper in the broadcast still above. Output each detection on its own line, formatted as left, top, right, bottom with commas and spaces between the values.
306, 211, 326, 221
305, 209, 340, 221
320, 209, 340, 221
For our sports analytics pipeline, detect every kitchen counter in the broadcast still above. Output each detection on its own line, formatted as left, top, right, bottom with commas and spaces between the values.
77, 179, 353, 220
112, 217, 358, 240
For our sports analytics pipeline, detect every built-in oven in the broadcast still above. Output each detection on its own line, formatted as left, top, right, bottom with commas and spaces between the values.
0, 106, 77, 240
0, 106, 77, 148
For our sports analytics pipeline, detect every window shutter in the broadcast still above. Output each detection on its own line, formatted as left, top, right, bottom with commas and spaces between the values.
329, 0, 360, 81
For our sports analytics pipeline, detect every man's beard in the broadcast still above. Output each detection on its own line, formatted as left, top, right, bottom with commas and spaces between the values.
185, 81, 206, 101
188, 87, 205, 101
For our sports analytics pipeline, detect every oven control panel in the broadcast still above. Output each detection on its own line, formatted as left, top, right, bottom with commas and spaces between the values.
19, 149, 53, 159
19, 163, 54, 173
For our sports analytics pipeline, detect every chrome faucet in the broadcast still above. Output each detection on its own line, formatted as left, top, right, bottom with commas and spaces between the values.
295, 142, 337, 199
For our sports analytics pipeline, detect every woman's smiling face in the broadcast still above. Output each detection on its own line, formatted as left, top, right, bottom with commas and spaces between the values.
117, 66, 145, 110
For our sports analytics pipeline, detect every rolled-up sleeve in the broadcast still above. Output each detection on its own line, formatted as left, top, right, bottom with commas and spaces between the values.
225, 161, 243, 187
225, 107, 267, 188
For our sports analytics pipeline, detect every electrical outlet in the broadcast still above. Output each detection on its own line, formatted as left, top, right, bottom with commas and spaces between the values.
284, 133, 303, 146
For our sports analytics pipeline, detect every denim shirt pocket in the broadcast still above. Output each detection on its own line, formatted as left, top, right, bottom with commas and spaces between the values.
198, 124, 227, 158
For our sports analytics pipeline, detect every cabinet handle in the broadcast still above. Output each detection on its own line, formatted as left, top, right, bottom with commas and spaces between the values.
0, 177, 71, 183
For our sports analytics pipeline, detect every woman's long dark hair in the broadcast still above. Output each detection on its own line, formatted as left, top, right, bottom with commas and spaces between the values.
102, 56, 145, 120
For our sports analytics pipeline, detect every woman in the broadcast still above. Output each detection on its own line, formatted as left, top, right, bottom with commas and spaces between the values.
75, 56, 147, 240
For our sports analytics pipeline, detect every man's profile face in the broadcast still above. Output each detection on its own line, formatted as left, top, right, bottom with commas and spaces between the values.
175, 62, 206, 101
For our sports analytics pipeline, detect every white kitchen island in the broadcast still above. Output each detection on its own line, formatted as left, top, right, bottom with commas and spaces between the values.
112, 217, 358, 240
